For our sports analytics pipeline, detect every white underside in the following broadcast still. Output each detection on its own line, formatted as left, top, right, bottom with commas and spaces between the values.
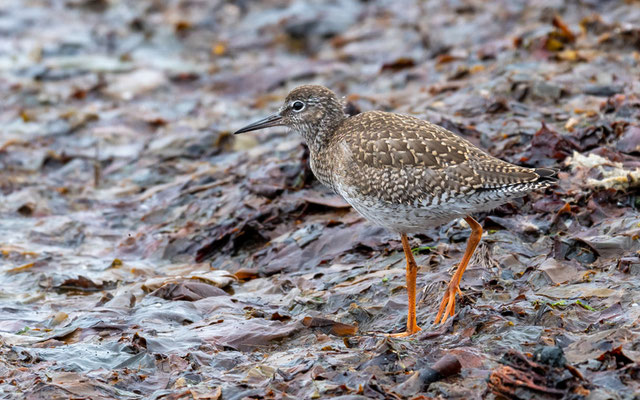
343, 196, 506, 233
335, 183, 532, 234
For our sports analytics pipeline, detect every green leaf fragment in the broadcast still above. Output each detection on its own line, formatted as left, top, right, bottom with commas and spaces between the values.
576, 299, 596, 311
16, 326, 30, 335
411, 245, 433, 254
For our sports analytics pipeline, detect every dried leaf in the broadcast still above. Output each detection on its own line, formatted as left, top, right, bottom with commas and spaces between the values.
302, 316, 358, 336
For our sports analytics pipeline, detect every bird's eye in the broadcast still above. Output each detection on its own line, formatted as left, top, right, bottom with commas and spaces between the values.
292, 101, 305, 112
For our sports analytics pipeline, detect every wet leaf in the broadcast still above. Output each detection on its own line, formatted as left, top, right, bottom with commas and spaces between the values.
54, 276, 114, 292
616, 125, 640, 154
150, 281, 228, 301
5, 261, 37, 274
488, 348, 590, 399
596, 346, 634, 370
381, 57, 415, 72
199, 319, 300, 352
539, 258, 580, 285
520, 123, 577, 166
537, 283, 622, 301
302, 316, 358, 336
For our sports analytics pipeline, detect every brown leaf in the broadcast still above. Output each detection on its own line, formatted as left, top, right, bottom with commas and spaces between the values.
55, 276, 112, 292
6, 261, 36, 274
381, 57, 415, 72
191, 386, 222, 400
199, 319, 300, 351
302, 316, 358, 336
521, 122, 577, 166
552, 15, 576, 42
271, 312, 291, 322
596, 346, 635, 370
488, 348, 590, 399
150, 281, 228, 301
539, 258, 580, 285
234, 268, 260, 280
616, 125, 640, 154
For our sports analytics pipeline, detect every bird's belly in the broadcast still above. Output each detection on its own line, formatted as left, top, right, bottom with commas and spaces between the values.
336, 186, 512, 233
336, 191, 453, 233
349, 199, 455, 233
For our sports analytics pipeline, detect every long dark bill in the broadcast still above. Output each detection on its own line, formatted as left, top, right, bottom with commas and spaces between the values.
234, 113, 283, 134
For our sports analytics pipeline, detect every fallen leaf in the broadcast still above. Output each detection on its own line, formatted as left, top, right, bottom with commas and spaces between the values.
537, 283, 622, 300
539, 258, 580, 284
302, 316, 358, 336
151, 281, 228, 301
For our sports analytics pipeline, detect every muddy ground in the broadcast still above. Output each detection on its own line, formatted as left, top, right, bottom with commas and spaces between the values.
1, 0, 640, 399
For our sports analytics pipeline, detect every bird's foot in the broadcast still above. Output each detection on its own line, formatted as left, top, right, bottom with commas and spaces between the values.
433, 280, 463, 325
385, 324, 422, 338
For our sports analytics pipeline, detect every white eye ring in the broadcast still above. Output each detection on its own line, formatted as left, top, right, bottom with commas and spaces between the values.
292, 101, 305, 112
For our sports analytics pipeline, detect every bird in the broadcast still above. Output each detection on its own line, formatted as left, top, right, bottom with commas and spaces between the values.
234, 85, 557, 337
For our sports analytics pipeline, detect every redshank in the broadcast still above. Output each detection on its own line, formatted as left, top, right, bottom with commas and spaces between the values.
234, 85, 556, 337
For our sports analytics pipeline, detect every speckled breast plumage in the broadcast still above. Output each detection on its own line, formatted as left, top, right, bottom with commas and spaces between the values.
310, 110, 555, 233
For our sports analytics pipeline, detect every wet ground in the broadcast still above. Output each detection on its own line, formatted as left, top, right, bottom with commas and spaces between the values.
1, 0, 640, 399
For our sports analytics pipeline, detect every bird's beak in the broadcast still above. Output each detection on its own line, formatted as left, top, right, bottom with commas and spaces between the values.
234, 113, 283, 134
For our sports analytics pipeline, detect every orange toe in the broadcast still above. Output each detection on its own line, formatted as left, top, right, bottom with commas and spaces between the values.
433, 282, 460, 325
386, 325, 422, 338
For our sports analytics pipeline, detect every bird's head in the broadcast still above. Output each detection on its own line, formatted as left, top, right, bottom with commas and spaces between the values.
234, 85, 346, 151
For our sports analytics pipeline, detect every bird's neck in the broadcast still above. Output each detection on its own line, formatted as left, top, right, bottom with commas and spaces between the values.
301, 111, 346, 155
304, 116, 346, 191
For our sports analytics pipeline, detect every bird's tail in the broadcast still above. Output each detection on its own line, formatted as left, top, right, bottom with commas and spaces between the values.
534, 168, 558, 183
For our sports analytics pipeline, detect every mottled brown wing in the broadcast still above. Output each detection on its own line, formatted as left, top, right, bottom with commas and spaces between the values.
441, 159, 541, 192
341, 111, 540, 192
342, 111, 486, 168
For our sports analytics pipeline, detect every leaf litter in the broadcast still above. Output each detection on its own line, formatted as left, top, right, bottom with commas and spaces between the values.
1, 0, 640, 399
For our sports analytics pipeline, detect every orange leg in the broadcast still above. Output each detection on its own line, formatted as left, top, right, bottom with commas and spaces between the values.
387, 233, 422, 337
434, 216, 483, 325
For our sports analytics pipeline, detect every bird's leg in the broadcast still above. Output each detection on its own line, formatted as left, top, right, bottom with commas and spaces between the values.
434, 216, 482, 325
387, 233, 422, 337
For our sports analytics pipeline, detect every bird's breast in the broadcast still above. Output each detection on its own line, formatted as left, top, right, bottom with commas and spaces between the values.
309, 152, 336, 190
308, 141, 353, 192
